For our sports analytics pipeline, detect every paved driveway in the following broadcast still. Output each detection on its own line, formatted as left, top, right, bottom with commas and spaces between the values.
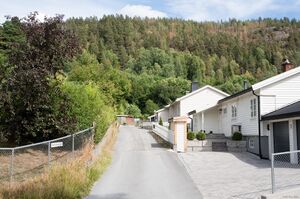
179, 152, 272, 199
87, 126, 202, 199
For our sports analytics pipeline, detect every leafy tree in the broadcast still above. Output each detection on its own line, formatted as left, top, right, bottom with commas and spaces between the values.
61, 81, 114, 143
67, 50, 132, 104
126, 104, 142, 118
144, 99, 159, 115
0, 13, 80, 145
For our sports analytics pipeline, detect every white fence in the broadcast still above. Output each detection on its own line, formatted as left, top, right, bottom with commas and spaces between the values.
152, 122, 174, 144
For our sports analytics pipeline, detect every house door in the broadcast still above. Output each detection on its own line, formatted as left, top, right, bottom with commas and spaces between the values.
176, 122, 185, 152
273, 121, 290, 153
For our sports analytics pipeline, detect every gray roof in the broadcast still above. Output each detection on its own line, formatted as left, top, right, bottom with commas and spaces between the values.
262, 100, 300, 121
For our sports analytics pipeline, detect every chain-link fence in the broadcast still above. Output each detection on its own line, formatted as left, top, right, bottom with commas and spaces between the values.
0, 126, 94, 184
271, 150, 300, 193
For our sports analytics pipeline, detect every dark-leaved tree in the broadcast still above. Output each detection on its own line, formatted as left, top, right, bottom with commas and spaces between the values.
0, 13, 80, 145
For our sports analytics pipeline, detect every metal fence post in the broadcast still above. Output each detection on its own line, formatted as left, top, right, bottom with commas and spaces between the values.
72, 134, 75, 158
9, 148, 14, 184
48, 141, 51, 167
271, 153, 275, 193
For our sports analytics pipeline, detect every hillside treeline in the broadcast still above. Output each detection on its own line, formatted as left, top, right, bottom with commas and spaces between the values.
65, 15, 300, 107
1, 14, 300, 144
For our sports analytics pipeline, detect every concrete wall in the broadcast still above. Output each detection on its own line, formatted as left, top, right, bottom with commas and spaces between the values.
246, 135, 269, 158
152, 122, 174, 144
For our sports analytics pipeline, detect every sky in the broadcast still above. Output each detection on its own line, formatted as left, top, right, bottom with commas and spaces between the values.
1, 0, 300, 23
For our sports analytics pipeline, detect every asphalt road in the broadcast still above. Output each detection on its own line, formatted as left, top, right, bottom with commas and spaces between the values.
87, 125, 202, 199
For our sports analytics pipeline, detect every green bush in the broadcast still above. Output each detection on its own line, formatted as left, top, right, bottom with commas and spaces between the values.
61, 81, 115, 143
187, 132, 196, 140
196, 131, 206, 140
232, 132, 243, 141
159, 117, 163, 126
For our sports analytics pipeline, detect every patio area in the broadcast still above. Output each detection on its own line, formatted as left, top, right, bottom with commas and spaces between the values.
178, 152, 300, 199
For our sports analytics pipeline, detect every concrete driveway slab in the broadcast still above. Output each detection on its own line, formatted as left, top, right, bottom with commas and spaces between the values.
179, 152, 272, 199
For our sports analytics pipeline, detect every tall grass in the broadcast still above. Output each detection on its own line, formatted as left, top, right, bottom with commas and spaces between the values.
0, 124, 118, 199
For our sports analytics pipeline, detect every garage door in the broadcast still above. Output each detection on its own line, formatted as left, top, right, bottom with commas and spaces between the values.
297, 120, 300, 150
273, 121, 289, 153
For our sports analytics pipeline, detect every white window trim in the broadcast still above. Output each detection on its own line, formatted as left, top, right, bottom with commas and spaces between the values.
250, 98, 257, 118
231, 104, 237, 119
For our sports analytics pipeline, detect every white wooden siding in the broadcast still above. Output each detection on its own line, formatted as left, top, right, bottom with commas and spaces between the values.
180, 89, 225, 116
169, 102, 180, 119
219, 92, 259, 137
157, 108, 169, 123
193, 107, 220, 134
260, 72, 300, 115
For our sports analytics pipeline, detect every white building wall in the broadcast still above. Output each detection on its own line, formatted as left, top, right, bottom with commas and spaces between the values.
260, 72, 300, 115
193, 107, 220, 134
193, 113, 201, 132
180, 89, 225, 116
219, 92, 259, 137
169, 102, 180, 119
157, 108, 169, 123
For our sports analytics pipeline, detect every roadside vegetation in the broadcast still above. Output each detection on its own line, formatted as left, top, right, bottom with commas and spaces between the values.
0, 14, 118, 146
0, 123, 118, 199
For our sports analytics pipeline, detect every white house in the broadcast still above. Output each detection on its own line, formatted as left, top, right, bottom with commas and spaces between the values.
153, 85, 228, 129
193, 63, 300, 159
168, 85, 229, 129
155, 105, 170, 126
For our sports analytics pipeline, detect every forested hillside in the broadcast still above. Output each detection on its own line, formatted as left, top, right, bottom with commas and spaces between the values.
1, 14, 300, 145
66, 16, 300, 108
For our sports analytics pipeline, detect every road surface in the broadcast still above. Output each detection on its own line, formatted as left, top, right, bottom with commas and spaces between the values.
87, 125, 202, 199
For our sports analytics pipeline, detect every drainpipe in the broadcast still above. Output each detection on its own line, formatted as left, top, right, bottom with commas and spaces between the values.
252, 89, 262, 159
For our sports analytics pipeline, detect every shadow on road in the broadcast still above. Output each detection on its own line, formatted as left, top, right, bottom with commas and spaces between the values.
148, 131, 173, 149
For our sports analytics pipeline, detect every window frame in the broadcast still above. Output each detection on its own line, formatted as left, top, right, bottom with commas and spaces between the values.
231, 104, 237, 118
250, 98, 257, 118
223, 107, 227, 114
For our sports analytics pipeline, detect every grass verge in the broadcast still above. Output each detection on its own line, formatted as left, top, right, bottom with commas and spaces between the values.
0, 124, 118, 199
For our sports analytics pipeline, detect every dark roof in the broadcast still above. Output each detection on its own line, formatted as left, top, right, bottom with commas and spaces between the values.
218, 87, 252, 103
262, 100, 300, 121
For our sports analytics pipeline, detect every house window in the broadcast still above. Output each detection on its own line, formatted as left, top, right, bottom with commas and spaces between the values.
223, 107, 227, 114
250, 99, 257, 118
232, 125, 241, 133
249, 138, 255, 149
231, 105, 237, 118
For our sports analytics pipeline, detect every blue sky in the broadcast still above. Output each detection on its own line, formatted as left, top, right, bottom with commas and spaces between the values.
1, 0, 300, 23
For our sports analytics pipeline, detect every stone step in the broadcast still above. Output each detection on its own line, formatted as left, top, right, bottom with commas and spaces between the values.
212, 142, 228, 152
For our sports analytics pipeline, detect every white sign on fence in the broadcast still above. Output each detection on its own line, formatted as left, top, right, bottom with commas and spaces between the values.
51, 142, 63, 148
